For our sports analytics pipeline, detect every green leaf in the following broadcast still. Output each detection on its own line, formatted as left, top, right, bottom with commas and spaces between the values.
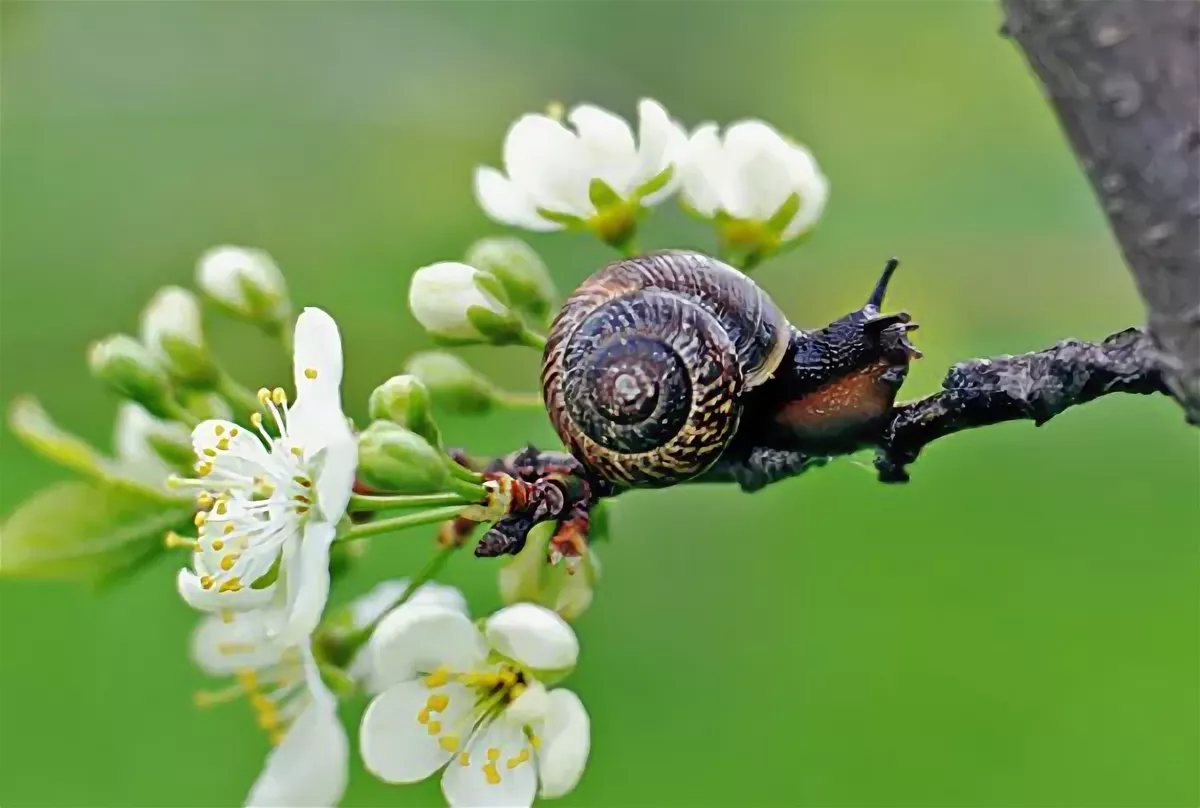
588, 178, 622, 209
7, 396, 187, 503
0, 481, 193, 581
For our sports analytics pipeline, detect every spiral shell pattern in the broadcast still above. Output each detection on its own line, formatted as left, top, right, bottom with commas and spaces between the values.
541, 250, 790, 487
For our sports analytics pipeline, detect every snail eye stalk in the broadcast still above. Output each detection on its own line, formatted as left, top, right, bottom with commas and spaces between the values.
867, 257, 901, 310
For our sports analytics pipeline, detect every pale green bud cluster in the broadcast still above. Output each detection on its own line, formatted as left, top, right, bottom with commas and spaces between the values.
195, 245, 291, 333
404, 351, 502, 415
88, 335, 174, 418
140, 286, 218, 387
368, 375, 442, 449
464, 237, 556, 324
356, 420, 454, 495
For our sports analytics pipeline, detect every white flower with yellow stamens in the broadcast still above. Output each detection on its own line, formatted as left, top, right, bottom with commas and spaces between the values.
360, 603, 590, 807
173, 307, 357, 645
190, 606, 348, 808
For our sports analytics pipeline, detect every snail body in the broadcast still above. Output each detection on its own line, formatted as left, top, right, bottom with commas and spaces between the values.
541, 251, 790, 487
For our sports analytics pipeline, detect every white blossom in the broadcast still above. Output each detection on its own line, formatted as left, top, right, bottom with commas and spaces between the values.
679, 119, 829, 242
190, 605, 348, 807
360, 603, 590, 807
174, 307, 356, 645
473, 98, 687, 233
140, 286, 205, 359
408, 261, 516, 343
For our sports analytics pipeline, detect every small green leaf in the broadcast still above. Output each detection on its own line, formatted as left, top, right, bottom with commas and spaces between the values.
0, 481, 192, 581
588, 178, 622, 209
465, 305, 525, 345
534, 208, 584, 228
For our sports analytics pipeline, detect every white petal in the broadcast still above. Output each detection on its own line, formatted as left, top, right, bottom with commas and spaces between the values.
778, 142, 830, 239
536, 689, 590, 799
502, 114, 592, 217
718, 119, 795, 220
485, 604, 578, 672
351, 579, 468, 629
631, 98, 677, 191
141, 285, 204, 355
567, 103, 637, 194
474, 167, 562, 232
245, 693, 348, 807
310, 434, 357, 525
360, 679, 472, 783
372, 604, 487, 683
177, 567, 277, 613
677, 122, 724, 216
409, 261, 510, 340
113, 403, 177, 477
291, 307, 344, 401
273, 522, 335, 646
441, 719, 537, 808
504, 680, 549, 726
638, 119, 689, 207
189, 611, 283, 676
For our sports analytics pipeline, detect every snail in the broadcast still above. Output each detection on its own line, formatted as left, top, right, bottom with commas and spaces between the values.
541, 250, 922, 491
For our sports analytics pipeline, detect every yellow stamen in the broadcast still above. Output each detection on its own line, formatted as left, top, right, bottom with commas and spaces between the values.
257, 388, 271, 403
426, 693, 449, 713
217, 641, 256, 655
272, 388, 287, 406
219, 576, 243, 593
486, 747, 501, 762
507, 748, 531, 769
417, 709, 430, 725
293, 476, 312, 488
164, 531, 197, 550
229, 427, 240, 437
237, 670, 259, 690
290, 446, 303, 458
529, 733, 541, 749
498, 669, 517, 687
200, 575, 214, 590
427, 720, 442, 735
202, 448, 217, 458
214, 424, 225, 436
194, 512, 208, 527
220, 610, 234, 624
458, 752, 471, 767
216, 437, 230, 451
483, 762, 501, 785
211, 538, 225, 551
223, 523, 235, 535
438, 735, 460, 753
304, 368, 318, 380
196, 462, 213, 477
196, 492, 214, 508
251, 412, 264, 429
424, 667, 450, 688
219, 553, 239, 571
215, 499, 228, 515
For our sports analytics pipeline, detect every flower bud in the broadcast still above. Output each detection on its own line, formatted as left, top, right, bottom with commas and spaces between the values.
140, 286, 218, 387
114, 403, 194, 475
408, 261, 526, 345
195, 246, 290, 330
355, 420, 451, 494
368, 375, 442, 449
499, 523, 599, 621
404, 351, 500, 415
464, 237, 557, 323
88, 334, 174, 418
177, 390, 232, 422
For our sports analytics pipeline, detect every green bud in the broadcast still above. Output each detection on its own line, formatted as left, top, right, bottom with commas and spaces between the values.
498, 523, 599, 621
139, 286, 218, 387
356, 420, 450, 494
178, 390, 232, 422
88, 334, 173, 418
368, 375, 442, 449
404, 351, 500, 415
465, 237, 557, 323
195, 246, 291, 331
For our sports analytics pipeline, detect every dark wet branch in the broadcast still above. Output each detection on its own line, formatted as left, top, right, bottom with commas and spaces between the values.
999, 0, 1200, 420
874, 328, 1168, 481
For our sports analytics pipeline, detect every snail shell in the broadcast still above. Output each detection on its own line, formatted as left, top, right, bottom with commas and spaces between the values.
541, 250, 791, 488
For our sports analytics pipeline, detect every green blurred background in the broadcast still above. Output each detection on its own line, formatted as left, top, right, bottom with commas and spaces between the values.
1, 2, 1196, 806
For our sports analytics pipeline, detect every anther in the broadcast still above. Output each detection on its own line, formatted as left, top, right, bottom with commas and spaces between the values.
229, 427, 240, 437
196, 492, 214, 508
483, 762, 502, 785
486, 748, 501, 762
418, 709, 431, 725
215, 424, 225, 436
219, 554, 239, 571
507, 749, 531, 769
194, 512, 208, 527
293, 476, 312, 488
257, 388, 271, 403
251, 412, 264, 429
200, 575, 215, 590
219, 576, 243, 593
458, 753, 471, 767
164, 531, 197, 550
438, 735, 460, 753
424, 667, 450, 688
426, 693, 449, 713
216, 438, 230, 451
528, 733, 541, 749
196, 462, 213, 477
304, 368, 318, 380
211, 538, 225, 551
427, 720, 442, 735
215, 500, 228, 515
272, 388, 287, 406
223, 523, 235, 535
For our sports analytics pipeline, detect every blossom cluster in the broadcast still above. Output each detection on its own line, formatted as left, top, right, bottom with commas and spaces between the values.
1, 97, 827, 806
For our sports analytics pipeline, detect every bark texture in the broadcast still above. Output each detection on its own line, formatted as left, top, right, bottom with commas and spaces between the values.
1000, 0, 1200, 421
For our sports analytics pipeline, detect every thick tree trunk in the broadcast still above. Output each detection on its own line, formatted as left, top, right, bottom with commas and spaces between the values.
1000, 0, 1200, 422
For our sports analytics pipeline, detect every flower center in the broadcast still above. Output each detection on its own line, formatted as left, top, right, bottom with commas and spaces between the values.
417, 664, 541, 785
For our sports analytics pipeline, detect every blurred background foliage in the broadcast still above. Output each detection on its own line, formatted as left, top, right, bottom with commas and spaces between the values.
1, 2, 1196, 807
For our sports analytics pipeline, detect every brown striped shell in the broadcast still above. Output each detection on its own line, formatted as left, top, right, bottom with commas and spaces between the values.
541, 250, 791, 488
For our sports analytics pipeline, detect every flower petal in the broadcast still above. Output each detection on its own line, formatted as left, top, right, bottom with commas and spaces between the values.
441, 719, 537, 808
502, 114, 592, 217
718, 119, 795, 221
189, 611, 284, 676
245, 688, 349, 807
372, 604, 487, 683
192, 418, 271, 478
485, 604, 578, 672
310, 435, 357, 525
778, 142, 830, 239
677, 122, 724, 217
360, 679, 472, 784
292, 307, 343, 398
567, 103, 637, 194
474, 167, 562, 232
350, 579, 468, 630
631, 98, 680, 194
536, 689, 590, 799
177, 567, 276, 613
114, 403, 179, 477
273, 522, 335, 646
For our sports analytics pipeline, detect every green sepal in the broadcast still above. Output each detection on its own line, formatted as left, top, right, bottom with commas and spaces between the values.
0, 481, 192, 582
465, 305, 526, 345
159, 334, 219, 389
632, 164, 674, 203
588, 178, 622, 209
766, 192, 802, 236
534, 208, 585, 229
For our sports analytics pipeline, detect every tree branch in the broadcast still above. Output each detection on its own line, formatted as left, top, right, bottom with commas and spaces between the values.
999, 0, 1200, 421
874, 327, 1168, 482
